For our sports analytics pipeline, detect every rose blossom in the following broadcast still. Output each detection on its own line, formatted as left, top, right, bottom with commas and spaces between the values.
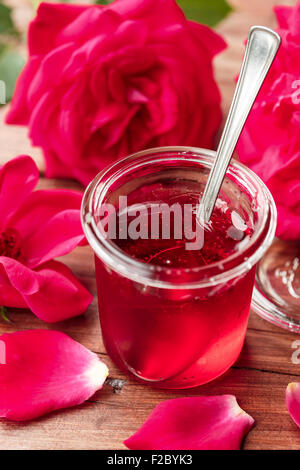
0, 155, 92, 322
6, 0, 226, 185
237, 2, 300, 241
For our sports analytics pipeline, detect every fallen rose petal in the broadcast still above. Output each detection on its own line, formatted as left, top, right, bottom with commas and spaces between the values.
0, 330, 108, 421
26, 260, 93, 322
0, 258, 93, 322
286, 382, 300, 428
124, 395, 254, 450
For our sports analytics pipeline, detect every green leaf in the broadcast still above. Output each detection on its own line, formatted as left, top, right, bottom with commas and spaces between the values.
94, 0, 231, 24
0, 47, 25, 102
0, 306, 11, 323
0, 2, 17, 35
177, 0, 232, 27
32, 0, 71, 7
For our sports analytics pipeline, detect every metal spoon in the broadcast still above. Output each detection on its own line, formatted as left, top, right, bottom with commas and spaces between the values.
198, 26, 281, 224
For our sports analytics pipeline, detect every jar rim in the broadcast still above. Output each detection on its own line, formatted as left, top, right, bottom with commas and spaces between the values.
81, 146, 277, 289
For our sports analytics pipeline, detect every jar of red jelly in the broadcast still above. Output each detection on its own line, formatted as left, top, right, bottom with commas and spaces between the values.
81, 147, 276, 389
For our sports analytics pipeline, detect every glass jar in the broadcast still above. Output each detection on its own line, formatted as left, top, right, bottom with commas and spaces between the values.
81, 147, 276, 388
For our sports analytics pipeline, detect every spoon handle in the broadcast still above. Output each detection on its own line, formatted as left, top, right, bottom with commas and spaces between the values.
199, 26, 281, 224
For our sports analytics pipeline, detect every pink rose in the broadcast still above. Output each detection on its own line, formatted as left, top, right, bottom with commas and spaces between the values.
0, 155, 92, 322
6, 0, 226, 185
237, 2, 300, 241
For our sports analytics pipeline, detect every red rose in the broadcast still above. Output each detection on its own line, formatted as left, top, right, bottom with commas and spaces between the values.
237, 2, 300, 241
7, 0, 225, 185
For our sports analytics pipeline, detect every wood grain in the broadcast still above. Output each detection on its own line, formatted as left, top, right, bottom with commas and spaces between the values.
0, 0, 299, 450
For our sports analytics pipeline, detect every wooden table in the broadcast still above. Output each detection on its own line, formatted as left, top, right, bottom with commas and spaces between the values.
0, 0, 299, 450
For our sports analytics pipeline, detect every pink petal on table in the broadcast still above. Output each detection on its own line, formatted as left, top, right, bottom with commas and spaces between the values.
0, 257, 93, 322
286, 383, 300, 427
0, 330, 108, 421
124, 395, 254, 450
25, 260, 93, 322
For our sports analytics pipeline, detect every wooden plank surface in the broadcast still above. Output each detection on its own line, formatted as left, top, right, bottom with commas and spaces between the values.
0, 0, 299, 450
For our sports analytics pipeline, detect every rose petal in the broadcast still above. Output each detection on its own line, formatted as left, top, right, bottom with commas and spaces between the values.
274, 6, 294, 29
25, 260, 93, 322
20, 209, 85, 269
124, 395, 254, 450
44, 148, 97, 186
286, 382, 300, 427
189, 22, 227, 57
10, 188, 83, 241
58, 7, 119, 44
0, 263, 27, 308
275, 3, 300, 37
0, 156, 39, 231
276, 205, 300, 241
28, 43, 76, 109
5, 57, 40, 124
110, 0, 185, 26
0, 329, 108, 421
28, 2, 89, 55
0, 257, 93, 322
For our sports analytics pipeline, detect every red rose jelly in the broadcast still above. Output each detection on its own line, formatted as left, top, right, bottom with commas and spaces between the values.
82, 148, 276, 388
